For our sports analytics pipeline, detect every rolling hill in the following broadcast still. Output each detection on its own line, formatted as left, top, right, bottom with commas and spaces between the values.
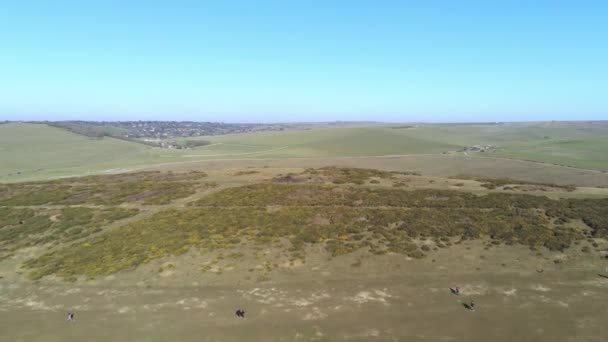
2, 122, 608, 183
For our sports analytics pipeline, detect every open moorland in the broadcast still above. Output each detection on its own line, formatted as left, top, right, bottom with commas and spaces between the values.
1, 122, 608, 341
1, 162, 608, 341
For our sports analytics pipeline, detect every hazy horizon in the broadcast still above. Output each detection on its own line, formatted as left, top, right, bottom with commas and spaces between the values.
5, 118, 608, 125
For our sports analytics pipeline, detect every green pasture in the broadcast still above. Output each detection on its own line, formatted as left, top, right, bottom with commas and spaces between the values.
1, 122, 607, 182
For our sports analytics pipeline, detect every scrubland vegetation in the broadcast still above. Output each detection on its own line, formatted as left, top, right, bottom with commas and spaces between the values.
233, 170, 260, 176
305, 166, 395, 184
454, 176, 577, 191
272, 166, 420, 185
19, 167, 608, 280
0, 207, 138, 260
0, 171, 213, 206
0, 170, 218, 263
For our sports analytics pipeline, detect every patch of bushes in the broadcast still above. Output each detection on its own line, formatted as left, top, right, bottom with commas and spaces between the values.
455, 176, 577, 192
304, 167, 395, 185
0, 207, 138, 259
271, 167, 421, 185
233, 170, 260, 176
21, 204, 586, 279
21, 180, 608, 280
0, 171, 212, 206
200, 182, 607, 240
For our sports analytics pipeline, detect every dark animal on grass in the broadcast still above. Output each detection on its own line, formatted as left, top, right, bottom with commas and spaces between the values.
449, 287, 460, 295
235, 309, 245, 318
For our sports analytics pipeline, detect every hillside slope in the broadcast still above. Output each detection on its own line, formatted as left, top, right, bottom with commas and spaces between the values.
0, 124, 157, 181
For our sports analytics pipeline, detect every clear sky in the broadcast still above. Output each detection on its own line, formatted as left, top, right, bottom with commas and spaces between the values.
0, 1, 606, 123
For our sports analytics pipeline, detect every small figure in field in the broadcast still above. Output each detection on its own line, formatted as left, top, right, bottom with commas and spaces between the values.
67, 312, 75, 322
463, 301, 475, 311
449, 286, 460, 295
235, 309, 245, 318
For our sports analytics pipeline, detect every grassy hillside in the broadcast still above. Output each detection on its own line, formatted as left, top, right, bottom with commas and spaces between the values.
0, 124, 187, 182
202, 126, 456, 157
202, 122, 608, 169
400, 122, 608, 170
2, 122, 607, 183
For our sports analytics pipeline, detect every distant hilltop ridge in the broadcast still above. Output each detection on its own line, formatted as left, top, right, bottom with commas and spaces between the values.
11, 120, 384, 150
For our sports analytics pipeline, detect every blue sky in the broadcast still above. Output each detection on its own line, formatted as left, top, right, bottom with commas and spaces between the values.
0, 1, 606, 122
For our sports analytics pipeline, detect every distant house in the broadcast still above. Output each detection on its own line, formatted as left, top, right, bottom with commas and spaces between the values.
462, 145, 496, 152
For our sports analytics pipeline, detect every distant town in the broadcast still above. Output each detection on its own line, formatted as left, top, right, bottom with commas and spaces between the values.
114, 121, 298, 139
20, 121, 297, 149
46, 121, 296, 139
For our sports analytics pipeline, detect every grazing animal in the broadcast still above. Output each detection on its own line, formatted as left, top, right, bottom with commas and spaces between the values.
449, 287, 460, 295
463, 301, 475, 311
235, 309, 245, 318
67, 312, 74, 321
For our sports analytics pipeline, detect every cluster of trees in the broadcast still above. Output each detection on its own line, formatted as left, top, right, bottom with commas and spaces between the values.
46, 121, 118, 138
177, 140, 212, 148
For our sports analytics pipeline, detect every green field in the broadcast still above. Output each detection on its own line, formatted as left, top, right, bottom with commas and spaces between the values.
2, 122, 608, 184
0, 124, 167, 181
201, 122, 608, 169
